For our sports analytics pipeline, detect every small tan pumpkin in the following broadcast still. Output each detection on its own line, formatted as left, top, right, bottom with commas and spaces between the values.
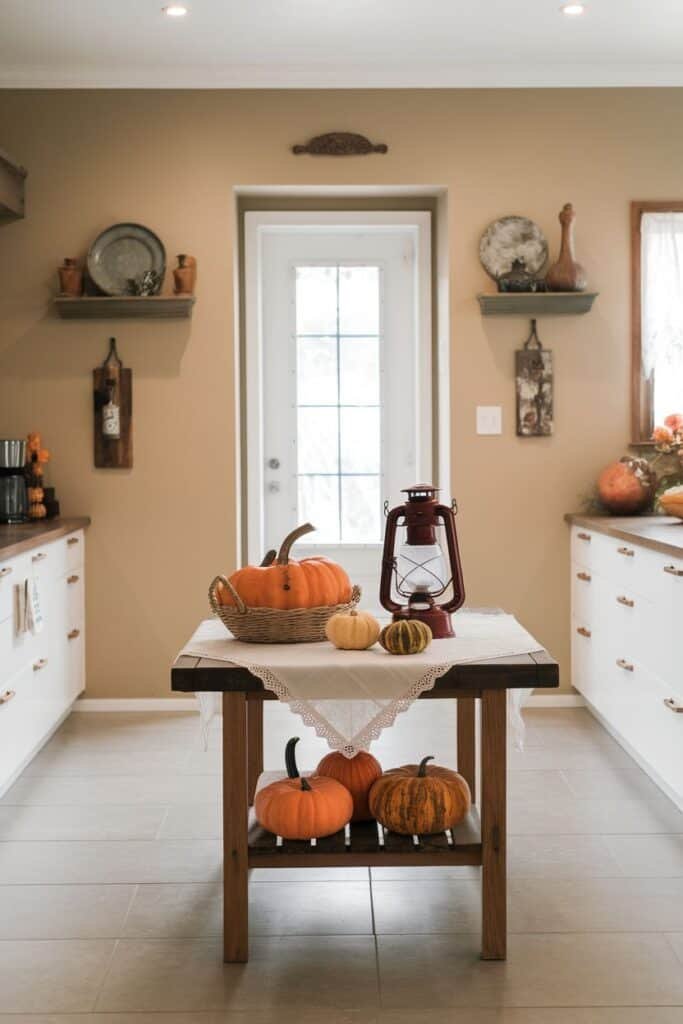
326, 608, 380, 650
254, 737, 353, 840
379, 619, 432, 656
316, 750, 382, 821
369, 756, 471, 835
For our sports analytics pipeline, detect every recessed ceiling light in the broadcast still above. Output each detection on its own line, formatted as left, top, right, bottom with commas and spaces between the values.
162, 5, 188, 16
561, 2, 586, 14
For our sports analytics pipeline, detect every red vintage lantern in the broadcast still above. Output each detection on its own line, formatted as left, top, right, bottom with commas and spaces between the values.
380, 485, 465, 639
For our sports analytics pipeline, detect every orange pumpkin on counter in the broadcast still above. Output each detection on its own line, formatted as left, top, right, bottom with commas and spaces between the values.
316, 749, 382, 821
216, 523, 352, 610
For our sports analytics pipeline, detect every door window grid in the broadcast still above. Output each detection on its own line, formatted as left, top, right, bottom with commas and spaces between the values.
295, 265, 382, 544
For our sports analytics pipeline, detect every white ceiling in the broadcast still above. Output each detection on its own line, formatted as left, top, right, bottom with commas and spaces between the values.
1, 0, 682, 89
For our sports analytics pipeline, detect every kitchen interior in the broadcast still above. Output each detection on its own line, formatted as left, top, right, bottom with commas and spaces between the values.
1, 1, 683, 1020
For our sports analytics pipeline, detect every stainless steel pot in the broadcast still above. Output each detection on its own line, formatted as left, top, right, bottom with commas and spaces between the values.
0, 440, 27, 469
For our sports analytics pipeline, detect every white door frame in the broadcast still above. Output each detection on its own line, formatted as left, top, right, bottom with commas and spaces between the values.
243, 210, 432, 567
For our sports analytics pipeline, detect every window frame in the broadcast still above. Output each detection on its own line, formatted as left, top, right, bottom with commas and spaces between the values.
631, 199, 683, 443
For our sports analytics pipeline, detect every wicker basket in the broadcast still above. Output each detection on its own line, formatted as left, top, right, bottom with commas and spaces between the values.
209, 576, 362, 644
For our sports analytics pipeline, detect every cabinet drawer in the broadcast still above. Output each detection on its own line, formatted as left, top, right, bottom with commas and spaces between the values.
0, 550, 37, 625
570, 527, 601, 570
571, 562, 600, 624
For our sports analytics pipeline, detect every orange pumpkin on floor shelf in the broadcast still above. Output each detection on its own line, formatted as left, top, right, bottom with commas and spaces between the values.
316, 749, 382, 821
215, 523, 352, 610
369, 756, 471, 835
254, 737, 353, 840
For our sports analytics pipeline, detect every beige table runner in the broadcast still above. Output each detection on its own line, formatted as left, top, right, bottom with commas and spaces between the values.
180, 610, 542, 756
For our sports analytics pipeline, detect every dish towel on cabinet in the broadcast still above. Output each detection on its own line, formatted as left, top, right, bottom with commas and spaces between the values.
178, 609, 542, 756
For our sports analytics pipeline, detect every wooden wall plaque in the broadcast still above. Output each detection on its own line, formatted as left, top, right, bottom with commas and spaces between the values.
93, 367, 132, 468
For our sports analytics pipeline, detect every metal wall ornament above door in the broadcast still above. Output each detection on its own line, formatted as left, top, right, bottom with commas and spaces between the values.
515, 318, 553, 437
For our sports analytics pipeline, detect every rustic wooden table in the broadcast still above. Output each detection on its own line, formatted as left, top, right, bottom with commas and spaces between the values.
172, 644, 558, 963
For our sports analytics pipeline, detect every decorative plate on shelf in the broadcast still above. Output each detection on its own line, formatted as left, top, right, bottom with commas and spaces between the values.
479, 216, 548, 281
87, 223, 166, 296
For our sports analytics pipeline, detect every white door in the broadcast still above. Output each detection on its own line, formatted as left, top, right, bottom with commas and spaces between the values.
244, 213, 432, 612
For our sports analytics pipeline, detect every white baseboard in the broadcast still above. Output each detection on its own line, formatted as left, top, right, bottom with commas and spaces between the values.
524, 694, 585, 708
73, 698, 198, 712
72, 695, 584, 712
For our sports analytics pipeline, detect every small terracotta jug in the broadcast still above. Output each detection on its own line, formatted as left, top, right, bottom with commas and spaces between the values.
545, 204, 587, 292
173, 254, 196, 295
58, 258, 83, 297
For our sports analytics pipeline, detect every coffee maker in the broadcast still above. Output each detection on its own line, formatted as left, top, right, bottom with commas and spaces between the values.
0, 440, 28, 524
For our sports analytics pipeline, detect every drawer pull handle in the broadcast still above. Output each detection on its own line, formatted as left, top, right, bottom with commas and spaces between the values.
0, 690, 15, 705
617, 546, 635, 557
0, 566, 13, 578
664, 565, 683, 577
664, 698, 683, 714
32, 552, 47, 562
577, 626, 592, 638
67, 628, 80, 640
577, 571, 592, 582
67, 537, 79, 546
67, 574, 80, 584
577, 532, 591, 541
616, 658, 634, 672
617, 595, 635, 607
33, 658, 48, 672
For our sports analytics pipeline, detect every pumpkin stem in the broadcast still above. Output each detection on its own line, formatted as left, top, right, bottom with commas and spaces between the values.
277, 523, 315, 565
284, 737, 313, 791
260, 549, 277, 567
417, 756, 434, 777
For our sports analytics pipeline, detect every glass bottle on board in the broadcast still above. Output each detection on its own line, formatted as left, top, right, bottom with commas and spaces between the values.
101, 337, 122, 441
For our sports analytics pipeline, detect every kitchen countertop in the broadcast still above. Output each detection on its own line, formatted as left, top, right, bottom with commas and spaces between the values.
0, 516, 91, 561
565, 514, 683, 559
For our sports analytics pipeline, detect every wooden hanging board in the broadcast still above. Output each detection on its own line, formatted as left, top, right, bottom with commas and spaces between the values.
515, 319, 553, 437
93, 367, 132, 468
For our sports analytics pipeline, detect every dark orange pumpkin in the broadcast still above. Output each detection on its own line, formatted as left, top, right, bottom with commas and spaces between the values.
216, 523, 352, 610
316, 750, 382, 821
368, 756, 471, 835
254, 737, 353, 840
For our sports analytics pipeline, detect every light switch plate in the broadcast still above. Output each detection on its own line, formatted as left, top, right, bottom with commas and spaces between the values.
476, 405, 502, 435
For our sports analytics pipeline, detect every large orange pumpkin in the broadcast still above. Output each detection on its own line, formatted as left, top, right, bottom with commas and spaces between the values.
368, 756, 471, 835
254, 738, 353, 840
216, 523, 352, 610
316, 750, 382, 821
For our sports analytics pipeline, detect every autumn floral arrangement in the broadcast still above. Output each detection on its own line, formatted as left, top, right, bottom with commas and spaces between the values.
590, 411, 683, 517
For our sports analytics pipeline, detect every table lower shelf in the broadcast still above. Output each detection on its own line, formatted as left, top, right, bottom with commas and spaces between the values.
248, 808, 482, 868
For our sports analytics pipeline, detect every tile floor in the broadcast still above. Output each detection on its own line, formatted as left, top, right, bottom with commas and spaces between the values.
0, 703, 682, 1022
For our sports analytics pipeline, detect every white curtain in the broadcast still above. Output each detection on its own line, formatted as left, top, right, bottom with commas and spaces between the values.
641, 212, 683, 381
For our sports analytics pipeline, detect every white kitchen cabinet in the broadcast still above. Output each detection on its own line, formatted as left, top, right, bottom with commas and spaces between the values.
570, 520, 683, 808
0, 523, 87, 795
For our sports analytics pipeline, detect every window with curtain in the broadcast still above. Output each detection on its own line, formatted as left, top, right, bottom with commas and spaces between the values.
632, 203, 683, 440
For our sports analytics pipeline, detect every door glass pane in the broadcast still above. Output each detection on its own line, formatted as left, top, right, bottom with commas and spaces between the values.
297, 407, 339, 474
339, 266, 380, 334
341, 476, 381, 543
295, 263, 381, 544
340, 337, 380, 405
299, 475, 340, 544
296, 267, 337, 334
340, 407, 380, 473
297, 336, 337, 406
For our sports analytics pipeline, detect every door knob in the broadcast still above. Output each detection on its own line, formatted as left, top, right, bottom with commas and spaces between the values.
267, 458, 280, 470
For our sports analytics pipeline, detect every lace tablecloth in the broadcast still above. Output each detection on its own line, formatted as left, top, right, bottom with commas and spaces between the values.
179, 610, 542, 756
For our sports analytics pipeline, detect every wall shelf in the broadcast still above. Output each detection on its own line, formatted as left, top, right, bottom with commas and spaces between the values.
0, 147, 27, 222
54, 295, 195, 320
477, 292, 598, 317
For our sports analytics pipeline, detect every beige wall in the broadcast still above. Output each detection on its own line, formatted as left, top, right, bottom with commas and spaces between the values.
1, 88, 680, 698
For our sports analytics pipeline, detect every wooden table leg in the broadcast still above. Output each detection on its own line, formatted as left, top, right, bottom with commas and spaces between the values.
247, 698, 264, 806
457, 696, 476, 803
480, 688, 507, 960
223, 691, 249, 963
